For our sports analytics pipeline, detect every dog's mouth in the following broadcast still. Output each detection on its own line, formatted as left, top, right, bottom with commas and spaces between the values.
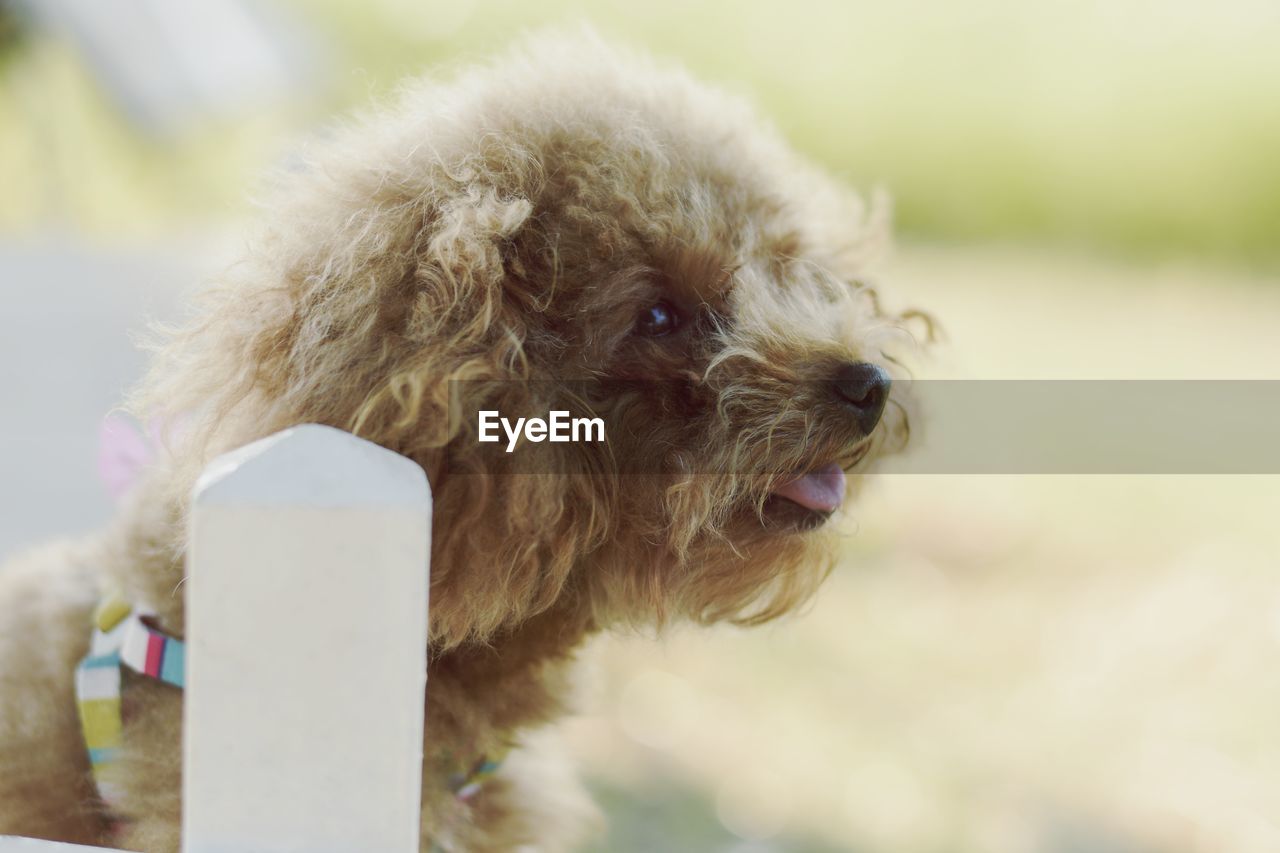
757, 432, 878, 530
771, 463, 846, 513
761, 462, 846, 530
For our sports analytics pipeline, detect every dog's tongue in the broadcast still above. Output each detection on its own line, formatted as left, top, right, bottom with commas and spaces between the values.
772, 463, 846, 513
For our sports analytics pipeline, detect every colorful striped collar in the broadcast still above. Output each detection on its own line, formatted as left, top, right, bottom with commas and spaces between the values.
74, 596, 502, 814
75, 596, 185, 806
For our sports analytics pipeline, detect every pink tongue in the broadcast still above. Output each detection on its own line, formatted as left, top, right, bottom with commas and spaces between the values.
772, 463, 846, 513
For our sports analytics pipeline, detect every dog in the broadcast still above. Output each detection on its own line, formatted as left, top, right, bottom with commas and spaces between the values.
0, 30, 923, 852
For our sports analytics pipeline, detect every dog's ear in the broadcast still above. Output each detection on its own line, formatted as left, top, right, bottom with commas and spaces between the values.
419, 187, 534, 317
132, 167, 538, 453
345, 186, 537, 447
394, 187, 627, 650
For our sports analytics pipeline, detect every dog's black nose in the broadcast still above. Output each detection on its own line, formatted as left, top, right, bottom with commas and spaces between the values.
833, 362, 891, 435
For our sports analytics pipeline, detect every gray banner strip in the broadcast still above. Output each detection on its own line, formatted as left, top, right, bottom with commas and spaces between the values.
884, 381, 1280, 474
445, 380, 1280, 474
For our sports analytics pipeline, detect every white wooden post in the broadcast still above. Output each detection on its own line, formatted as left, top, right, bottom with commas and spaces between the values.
3, 426, 431, 853
183, 425, 431, 853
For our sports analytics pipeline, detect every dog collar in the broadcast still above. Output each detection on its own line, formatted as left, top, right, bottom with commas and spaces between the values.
75, 595, 186, 806
74, 596, 502, 813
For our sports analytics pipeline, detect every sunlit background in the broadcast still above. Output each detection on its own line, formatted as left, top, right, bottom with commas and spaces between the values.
2, 1, 1279, 850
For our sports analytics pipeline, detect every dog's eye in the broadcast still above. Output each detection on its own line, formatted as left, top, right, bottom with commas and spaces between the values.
635, 301, 681, 337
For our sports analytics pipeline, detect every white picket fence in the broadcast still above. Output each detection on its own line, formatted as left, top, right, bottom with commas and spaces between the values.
2, 425, 433, 853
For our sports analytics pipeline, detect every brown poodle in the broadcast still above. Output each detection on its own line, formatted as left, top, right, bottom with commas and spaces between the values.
0, 30, 924, 852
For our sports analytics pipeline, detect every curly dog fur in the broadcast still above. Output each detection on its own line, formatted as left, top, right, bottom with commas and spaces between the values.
0, 30, 923, 851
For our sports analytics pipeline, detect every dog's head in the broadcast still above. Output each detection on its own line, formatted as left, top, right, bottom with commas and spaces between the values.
141, 31, 928, 647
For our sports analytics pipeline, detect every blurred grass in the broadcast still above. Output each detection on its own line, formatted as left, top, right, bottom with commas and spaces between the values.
1, 0, 1278, 266
571, 471, 1280, 852
583, 776, 852, 853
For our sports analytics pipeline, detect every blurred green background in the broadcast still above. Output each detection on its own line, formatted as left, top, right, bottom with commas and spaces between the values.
2, 0, 1278, 267
2, 2, 1279, 852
